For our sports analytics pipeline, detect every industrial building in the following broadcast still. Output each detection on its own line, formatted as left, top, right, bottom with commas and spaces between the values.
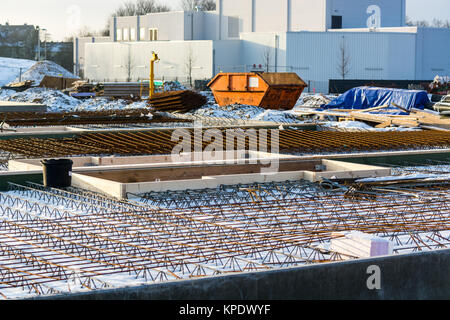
75, 0, 450, 93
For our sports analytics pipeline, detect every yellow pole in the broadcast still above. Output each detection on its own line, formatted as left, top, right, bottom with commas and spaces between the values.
149, 51, 159, 99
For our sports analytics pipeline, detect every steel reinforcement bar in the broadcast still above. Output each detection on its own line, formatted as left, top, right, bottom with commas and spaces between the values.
0, 181, 449, 298
0, 130, 449, 158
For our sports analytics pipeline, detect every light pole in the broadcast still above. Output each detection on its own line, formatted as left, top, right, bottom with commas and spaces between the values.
42, 29, 48, 61
36, 26, 40, 61
36, 27, 47, 61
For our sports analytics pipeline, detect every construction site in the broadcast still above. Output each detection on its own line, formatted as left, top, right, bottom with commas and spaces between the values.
0, 59, 448, 300
0, 0, 449, 302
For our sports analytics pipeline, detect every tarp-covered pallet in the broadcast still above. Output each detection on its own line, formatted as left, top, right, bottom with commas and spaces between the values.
323, 87, 430, 114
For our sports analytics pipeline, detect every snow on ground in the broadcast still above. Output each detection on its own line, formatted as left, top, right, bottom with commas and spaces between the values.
163, 81, 187, 92
0, 87, 150, 112
0, 57, 36, 86
0, 82, 186, 113
189, 103, 302, 123
189, 91, 305, 123
319, 120, 419, 132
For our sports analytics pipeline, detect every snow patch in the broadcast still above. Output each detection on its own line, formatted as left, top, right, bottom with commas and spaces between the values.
0, 57, 36, 86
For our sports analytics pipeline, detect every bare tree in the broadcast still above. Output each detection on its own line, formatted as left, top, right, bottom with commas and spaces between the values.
112, 0, 170, 17
200, 0, 216, 11
337, 37, 351, 80
76, 26, 96, 37
406, 16, 429, 27
68, 25, 110, 40
185, 46, 196, 87
261, 46, 272, 72
104, 0, 170, 40
121, 45, 137, 82
432, 18, 444, 28
180, 0, 216, 11
406, 16, 450, 28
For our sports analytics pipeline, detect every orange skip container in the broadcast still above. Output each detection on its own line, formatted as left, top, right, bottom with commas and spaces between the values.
207, 72, 307, 110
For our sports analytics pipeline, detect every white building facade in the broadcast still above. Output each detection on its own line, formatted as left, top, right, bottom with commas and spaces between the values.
78, 0, 450, 93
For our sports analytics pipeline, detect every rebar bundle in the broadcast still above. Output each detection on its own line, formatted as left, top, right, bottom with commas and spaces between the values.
0, 109, 191, 127
148, 90, 208, 113
0, 130, 448, 159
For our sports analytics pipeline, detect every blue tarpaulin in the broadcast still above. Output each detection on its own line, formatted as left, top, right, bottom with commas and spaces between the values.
323, 87, 430, 114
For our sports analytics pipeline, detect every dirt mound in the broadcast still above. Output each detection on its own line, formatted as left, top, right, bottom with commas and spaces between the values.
13, 60, 78, 84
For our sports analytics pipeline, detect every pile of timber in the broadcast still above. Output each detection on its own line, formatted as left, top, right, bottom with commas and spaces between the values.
148, 90, 207, 113
295, 104, 450, 131
70, 81, 97, 93
66, 81, 98, 98
1, 80, 34, 92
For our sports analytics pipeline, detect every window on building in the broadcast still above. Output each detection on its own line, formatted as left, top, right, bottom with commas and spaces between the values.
130, 28, 136, 41
331, 16, 343, 29
149, 28, 158, 41
117, 28, 122, 41
123, 28, 129, 41
140, 27, 146, 41
228, 16, 239, 38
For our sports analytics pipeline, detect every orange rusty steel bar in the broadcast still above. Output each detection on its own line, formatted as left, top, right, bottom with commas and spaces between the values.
0, 130, 448, 159
0, 109, 191, 127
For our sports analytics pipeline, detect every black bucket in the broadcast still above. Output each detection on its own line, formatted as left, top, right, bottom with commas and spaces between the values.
41, 159, 73, 188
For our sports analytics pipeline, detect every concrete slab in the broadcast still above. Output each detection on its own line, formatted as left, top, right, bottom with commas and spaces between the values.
0, 101, 47, 113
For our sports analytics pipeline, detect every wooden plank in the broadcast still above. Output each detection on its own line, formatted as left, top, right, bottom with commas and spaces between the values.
375, 122, 392, 129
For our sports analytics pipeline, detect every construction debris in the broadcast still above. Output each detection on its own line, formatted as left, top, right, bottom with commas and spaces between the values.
295, 105, 450, 131
66, 81, 98, 99
429, 75, 450, 95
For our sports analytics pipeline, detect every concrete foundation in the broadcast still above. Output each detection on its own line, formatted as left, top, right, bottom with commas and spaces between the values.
70, 159, 388, 198
35, 249, 450, 300
8, 154, 390, 198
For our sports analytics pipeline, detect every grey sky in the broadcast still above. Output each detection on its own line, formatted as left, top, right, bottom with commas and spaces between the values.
0, 0, 449, 41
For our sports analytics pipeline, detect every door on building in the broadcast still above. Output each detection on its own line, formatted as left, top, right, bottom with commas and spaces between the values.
331, 16, 343, 29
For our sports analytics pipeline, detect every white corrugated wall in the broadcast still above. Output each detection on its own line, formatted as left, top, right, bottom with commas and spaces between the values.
85, 41, 214, 83
286, 31, 416, 93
